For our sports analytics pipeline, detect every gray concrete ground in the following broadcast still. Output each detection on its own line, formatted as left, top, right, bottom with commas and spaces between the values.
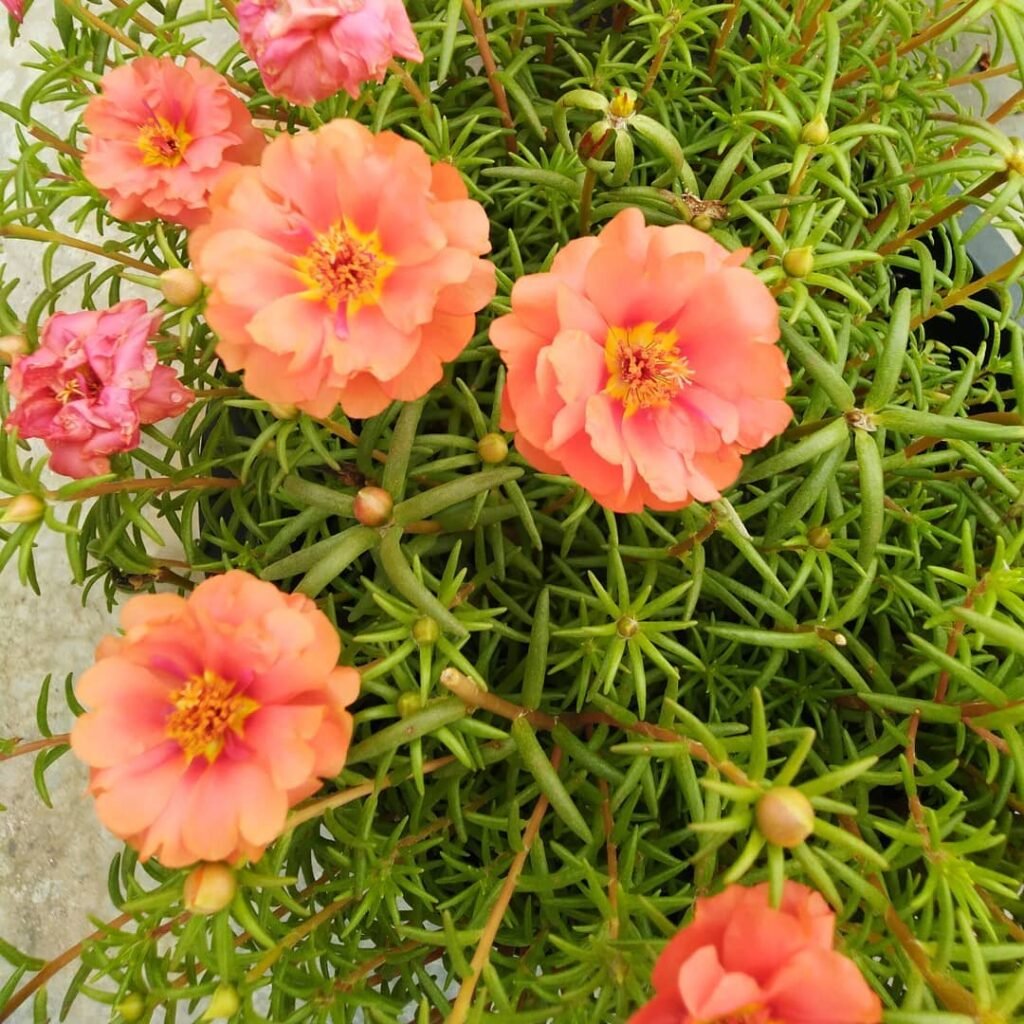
1, 6, 1023, 1024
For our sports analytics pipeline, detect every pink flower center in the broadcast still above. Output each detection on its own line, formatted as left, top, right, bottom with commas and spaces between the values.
165, 669, 260, 763
295, 222, 391, 313
603, 323, 693, 416
136, 115, 192, 168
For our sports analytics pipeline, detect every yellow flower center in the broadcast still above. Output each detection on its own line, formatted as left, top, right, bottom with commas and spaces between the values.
136, 115, 192, 168
295, 222, 392, 314
165, 669, 260, 763
604, 323, 694, 416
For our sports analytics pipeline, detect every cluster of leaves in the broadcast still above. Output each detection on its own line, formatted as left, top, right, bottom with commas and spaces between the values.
3, 0, 1024, 1021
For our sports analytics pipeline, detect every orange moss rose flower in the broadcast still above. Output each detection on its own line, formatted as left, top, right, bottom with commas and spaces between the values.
189, 119, 495, 417
82, 56, 265, 229
70, 571, 359, 868
490, 208, 791, 512
629, 882, 882, 1024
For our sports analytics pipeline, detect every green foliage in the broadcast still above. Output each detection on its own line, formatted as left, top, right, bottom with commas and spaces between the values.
3, 0, 1024, 1021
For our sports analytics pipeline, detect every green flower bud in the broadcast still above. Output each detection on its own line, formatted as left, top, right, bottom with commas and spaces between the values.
412, 616, 440, 646
116, 993, 146, 1022
800, 113, 830, 146
783, 247, 815, 279
807, 526, 831, 550
396, 692, 423, 718
201, 984, 240, 1021
756, 787, 815, 848
477, 432, 509, 464
616, 615, 639, 639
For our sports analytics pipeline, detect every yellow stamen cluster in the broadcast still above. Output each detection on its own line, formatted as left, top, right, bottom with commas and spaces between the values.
604, 323, 694, 416
165, 669, 259, 763
295, 222, 392, 313
136, 115, 192, 168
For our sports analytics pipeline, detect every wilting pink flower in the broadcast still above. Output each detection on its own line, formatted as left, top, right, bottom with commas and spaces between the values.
237, 0, 423, 106
2, 0, 24, 23
629, 882, 882, 1024
82, 56, 265, 228
490, 208, 792, 513
190, 118, 495, 418
5, 300, 193, 479
71, 571, 360, 868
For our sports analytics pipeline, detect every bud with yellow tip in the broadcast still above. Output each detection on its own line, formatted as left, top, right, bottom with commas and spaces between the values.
353, 486, 393, 527
608, 88, 636, 120
755, 787, 815, 848
1, 494, 45, 526
183, 862, 237, 916
412, 616, 440, 646
159, 268, 204, 308
0, 334, 28, 364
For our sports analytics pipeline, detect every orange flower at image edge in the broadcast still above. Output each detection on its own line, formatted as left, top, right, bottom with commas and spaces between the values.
190, 118, 496, 419
70, 571, 359, 867
490, 208, 792, 513
629, 882, 882, 1024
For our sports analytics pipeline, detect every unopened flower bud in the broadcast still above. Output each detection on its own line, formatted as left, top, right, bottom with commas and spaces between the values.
116, 993, 146, 1022
412, 616, 440, 646
267, 402, 298, 420
800, 113, 830, 147
1007, 143, 1024, 176
477, 432, 509, 464
159, 268, 204, 307
756, 786, 815, 848
396, 692, 423, 718
616, 615, 639, 639
184, 862, 237, 916
693, 213, 714, 232
608, 88, 636, 120
201, 984, 240, 1021
1, 493, 45, 525
783, 247, 815, 279
807, 526, 831, 549
0, 334, 28, 364
881, 82, 899, 101
353, 486, 393, 527
579, 121, 613, 160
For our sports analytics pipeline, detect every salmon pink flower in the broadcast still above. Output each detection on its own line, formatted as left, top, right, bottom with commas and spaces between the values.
82, 56, 265, 228
490, 208, 792, 513
237, 0, 423, 106
4, 300, 193, 479
190, 119, 495, 417
70, 571, 360, 868
629, 882, 882, 1024
2, 0, 24, 22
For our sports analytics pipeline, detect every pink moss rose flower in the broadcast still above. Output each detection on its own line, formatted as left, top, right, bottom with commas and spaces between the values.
237, 0, 423, 106
70, 571, 361, 868
2, 0, 24, 22
490, 208, 792, 513
189, 118, 495, 418
82, 56, 266, 229
4, 300, 193, 479
630, 882, 882, 1024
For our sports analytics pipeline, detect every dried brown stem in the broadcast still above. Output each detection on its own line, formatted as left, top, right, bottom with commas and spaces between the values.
461, 0, 517, 152
709, 0, 742, 75
0, 225, 159, 274
446, 751, 558, 1023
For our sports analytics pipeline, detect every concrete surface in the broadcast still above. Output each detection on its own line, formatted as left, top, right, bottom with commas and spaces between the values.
1, 5, 1023, 1024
